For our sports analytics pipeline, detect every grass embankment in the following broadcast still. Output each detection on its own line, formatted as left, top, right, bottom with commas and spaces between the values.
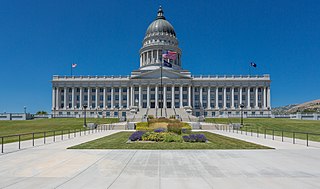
206, 118, 320, 142
69, 131, 271, 150
0, 118, 119, 143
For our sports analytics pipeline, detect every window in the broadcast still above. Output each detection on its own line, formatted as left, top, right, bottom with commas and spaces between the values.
115, 88, 119, 92
76, 88, 80, 92
234, 88, 238, 92
106, 112, 110, 117
107, 88, 111, 92
183, 94, 188, 99
99, 88, 104, 93
69, 88, 72, 93
212, 112, 215, 117
218, 88, 222, 92
84, 95, 88, 101
107, 95, 111, 100
84, 88, 88, 92
100, 96, 103, 101
115, 95, 119, 100
76, 95, 80, 101
234, 95, 238, 101
183, 87, 188, 91
92, 95, 96, 101
92, 88, 96, 93
166, 87, 171, 91
123, 88, 127, 92
226, 88, 230, 92
143, 94, 147, 100
195, 95, 200, 100
92, 103, 96, 108
175, 94, 179, 99
175, 87, 179, 91
69, 95, 72, 101
202, 88, 207, 92
218, 95, 222, 100
100, 103, 103, 108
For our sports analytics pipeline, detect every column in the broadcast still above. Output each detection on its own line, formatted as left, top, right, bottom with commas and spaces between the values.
263, 87, 267, 109
231, 87, 234, 109
267, 87, 271, 108
157, 50, 159, 63
52, 87, 56, 109
130, 86, 133, 107
155, 85, 158, 108
215, 87, 219, 109
188, 85, 191, 107
172, 85, 175, 108
56, 87, 59, 109
208, 87, 211, 109
127, 87, 130, 109
199, 86, 203, 107
111, 87, 114, 109
146, 51, 149, 64
95, 87, 98, 109
103, 88, 106, 109
255, 87, 259, 108
180, 85, 183, 108
138, 85, 142, 108
88, 87, 91, 108
72, 87, 75, 109
247, 87, 251, 109
163, 85, 167, 108
192, 86, 195, 108
147, 85, 150, 108
119, 87, 122, 108
223, 87, 226, 109
239, 87, 243, 105
79, 87, 83, 109
64, 87, 67, 109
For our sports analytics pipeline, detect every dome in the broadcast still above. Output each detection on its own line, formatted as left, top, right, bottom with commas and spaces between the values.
145, 6, 176, 37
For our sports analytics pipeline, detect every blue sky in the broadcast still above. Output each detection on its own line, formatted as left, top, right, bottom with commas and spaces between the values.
0, 0, 319, 113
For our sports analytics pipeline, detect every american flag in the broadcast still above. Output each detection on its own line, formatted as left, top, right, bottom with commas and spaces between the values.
162, 50, 177, 60
72, 63, 77, 68
250, 62, 257, 68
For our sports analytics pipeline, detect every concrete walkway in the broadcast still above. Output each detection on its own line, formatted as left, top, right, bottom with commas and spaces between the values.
208, 130, 320, 149
0, 130, 320, 189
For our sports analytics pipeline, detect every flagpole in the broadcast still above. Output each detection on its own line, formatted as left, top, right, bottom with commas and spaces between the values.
71, 64, 73, 76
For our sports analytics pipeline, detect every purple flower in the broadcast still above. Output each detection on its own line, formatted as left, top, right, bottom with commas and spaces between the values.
195, 134, 207, 142
154, 128, 166, 133
129, 131, 145, 141
182, 135, 190, 142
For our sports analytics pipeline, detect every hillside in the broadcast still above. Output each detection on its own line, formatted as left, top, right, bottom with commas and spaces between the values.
272, 99, 320, 114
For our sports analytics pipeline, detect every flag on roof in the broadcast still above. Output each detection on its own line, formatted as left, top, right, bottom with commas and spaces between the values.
250, 62, 257, 68
162, 50, 177, 60
163, 60, 172, 68
72, 63, 77, 68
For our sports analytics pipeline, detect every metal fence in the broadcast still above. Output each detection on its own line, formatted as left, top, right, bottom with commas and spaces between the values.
217, 125, 320, 147
0, 125, 112, 154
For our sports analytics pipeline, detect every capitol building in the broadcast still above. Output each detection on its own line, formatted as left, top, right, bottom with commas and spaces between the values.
52, 7, 271, 120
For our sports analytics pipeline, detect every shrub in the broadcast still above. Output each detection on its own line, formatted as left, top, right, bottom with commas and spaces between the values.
181, 123, 192, 134
154, 128, 166, 133
136, 122, 149, 131
163, 133, 183, 142
129, 131, 145, 141
167, 123, 183, 134
142, 132, 167, 142
148, 115, 155, 119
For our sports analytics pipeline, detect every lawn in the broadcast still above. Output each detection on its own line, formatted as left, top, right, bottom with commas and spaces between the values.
206, 118, 320, 141
68, 131, 271, 150
0, 118, 119, 143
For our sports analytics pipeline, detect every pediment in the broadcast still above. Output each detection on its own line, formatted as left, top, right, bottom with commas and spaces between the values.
131, 68, 191, 79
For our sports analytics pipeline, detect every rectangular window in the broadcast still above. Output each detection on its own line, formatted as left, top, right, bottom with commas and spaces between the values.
115, 95, 119, 100
69, 88, 72, 93
69, 95, 72, 101
84, 95, 88, 101
76, 88, 80, 92
174, 94, 179, 99
99, 88, 104, 93
92, 88, 96, 93
218, 88, 223, 92
218, 95, 222, 100
76, 95, 80, 101
226, 88, 230, 92
234, 88, 238, 92
115, 88, 119, 92
100, 96, 104, 101
92, 95, 96, 101
166, 87, 171, 91
122, 88, 127, 92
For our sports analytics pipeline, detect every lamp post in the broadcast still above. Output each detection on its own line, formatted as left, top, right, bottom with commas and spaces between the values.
83, 105, 87, 127
240, 103, 245, 126
24, 106, 27, 114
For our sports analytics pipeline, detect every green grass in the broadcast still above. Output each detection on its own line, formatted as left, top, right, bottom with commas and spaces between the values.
0, 118, 119, 143
68, 131, 271, 150
206, 118, 320, 141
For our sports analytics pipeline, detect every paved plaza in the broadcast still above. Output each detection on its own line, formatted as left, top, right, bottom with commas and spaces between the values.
1, 130, 320, 189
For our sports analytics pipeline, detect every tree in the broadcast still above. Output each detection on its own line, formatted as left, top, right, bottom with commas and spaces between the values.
36, 111, 48, 115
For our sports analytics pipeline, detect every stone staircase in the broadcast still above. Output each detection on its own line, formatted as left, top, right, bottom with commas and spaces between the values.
175, 108, 197, 122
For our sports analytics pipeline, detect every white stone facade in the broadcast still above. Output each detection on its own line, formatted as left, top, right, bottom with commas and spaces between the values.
51, 7, 271, 118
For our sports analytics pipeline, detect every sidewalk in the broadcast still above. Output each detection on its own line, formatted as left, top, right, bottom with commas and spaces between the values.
207, 130, 320, 149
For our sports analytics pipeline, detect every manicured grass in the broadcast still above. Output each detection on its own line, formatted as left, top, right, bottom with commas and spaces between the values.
68, 131, 271, 150
206, 118, 320, 141
0, 118, 119, 143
